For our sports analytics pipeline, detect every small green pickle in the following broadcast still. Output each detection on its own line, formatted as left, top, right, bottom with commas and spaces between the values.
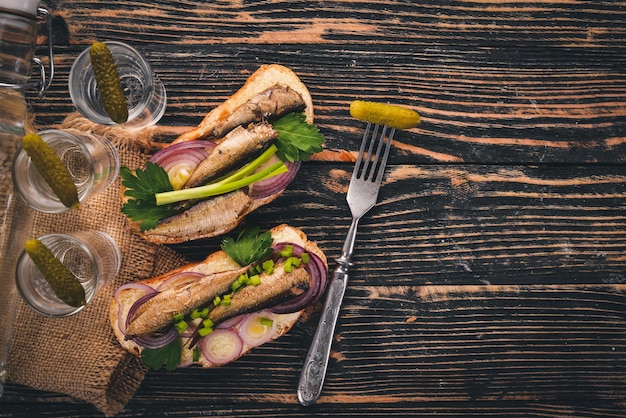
24, 239, 86, 308
89, 42, 129, 124
22, 133, 79, 209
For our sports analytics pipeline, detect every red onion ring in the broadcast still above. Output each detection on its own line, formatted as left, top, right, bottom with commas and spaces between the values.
269, 242, 328, 314
149, 140, 216, 166
115, 283, 156, 335
123, 290, 178, 349
216, 314, 247, 329
156, 271, 204, 292
237, 310, 277, 347
249, 160, 301, 199
133, 327, 179, 350
201, 329, 243, 365
149, 140, 216, 189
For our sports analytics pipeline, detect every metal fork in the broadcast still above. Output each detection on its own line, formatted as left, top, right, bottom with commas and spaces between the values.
297, 122, 395, 406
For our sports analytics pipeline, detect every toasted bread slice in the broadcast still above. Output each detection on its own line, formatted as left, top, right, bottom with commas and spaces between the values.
110, 224, 327, 368
173, 64, 314, 144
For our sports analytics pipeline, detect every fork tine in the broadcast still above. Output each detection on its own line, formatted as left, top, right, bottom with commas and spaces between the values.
352, 122, 372, 181
374, 127, 395, 184
368, 124, 390, 182
356, 123, 394, 184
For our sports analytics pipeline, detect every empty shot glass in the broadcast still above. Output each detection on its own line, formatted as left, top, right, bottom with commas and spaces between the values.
69, 41, 167, 128
12, 129, 120, 214
16, 231, 121, 317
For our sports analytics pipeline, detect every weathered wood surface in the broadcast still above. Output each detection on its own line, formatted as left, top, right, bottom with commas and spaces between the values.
2, 0, 626, 417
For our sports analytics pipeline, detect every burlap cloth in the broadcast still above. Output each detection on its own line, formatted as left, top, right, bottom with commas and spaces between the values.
7, 113, 187, 416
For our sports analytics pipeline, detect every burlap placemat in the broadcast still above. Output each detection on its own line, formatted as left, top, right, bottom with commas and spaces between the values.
7, 114, 187, 416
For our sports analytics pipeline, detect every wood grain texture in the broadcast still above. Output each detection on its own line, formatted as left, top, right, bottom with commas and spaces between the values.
31, 43, 626, 164
3, 0, 626, 417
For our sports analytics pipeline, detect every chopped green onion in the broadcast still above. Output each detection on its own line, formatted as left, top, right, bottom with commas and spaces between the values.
213, 296, 221, 306
190, 309, 202, 320
301, 253, 310, 264
221, 295, 232, 306
249, 275, 261, 286
279, 245, 293, 258
198, 327, 213, 337
284, 257, 293, 273
175, 321, 188, 333
290, 256, 302, 268
231, 280, 243, 292
260, 317, 274, 327
262, 259, 275, 274
203, 318, 214, 329
173, 313, 184, 322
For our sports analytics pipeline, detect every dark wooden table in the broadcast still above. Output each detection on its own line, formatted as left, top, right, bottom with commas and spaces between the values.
2, 1, 626, 417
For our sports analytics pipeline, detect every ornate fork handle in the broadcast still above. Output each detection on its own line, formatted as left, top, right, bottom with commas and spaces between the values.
297, 216, 359, 406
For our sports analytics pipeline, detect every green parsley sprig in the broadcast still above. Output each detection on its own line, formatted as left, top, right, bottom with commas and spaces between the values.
141, 338, 182, 371
120, 162, 182, 231
220, 226, 274, 266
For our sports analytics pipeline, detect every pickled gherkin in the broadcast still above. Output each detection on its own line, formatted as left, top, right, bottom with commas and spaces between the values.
22, 133, 80, 209
90, 42, 129, 124
24, 239, 86, 308
350, 100, 420, 130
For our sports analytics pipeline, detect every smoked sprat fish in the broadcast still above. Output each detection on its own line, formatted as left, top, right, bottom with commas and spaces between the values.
185, 123, 278, 188
125, 265, 250, 337
208, 264, 311, 325
141, 190, 253, 244
211, 84, 306, 138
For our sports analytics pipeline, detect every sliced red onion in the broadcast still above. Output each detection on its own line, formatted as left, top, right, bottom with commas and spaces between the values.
200, 329, 243, 365
133, 327, 179, 350
123, 290, 178, 349
237, 310, 277, 347
216, 314, 247, 329
249, 160, 301, 199
269, 242, 328, 314
115, 283, 157, 335
149, 140, 216, 165
156, 271, 204, 292
149, 140, 216, 189
114, 282, 156, 303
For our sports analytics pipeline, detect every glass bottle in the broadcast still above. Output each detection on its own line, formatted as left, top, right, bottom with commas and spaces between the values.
0, 0, 54, 397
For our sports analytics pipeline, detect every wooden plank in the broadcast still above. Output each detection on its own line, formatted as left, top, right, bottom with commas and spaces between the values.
6, 284, 624, 416
46, 1, 626, 49
2, 2, 622, 416
30, 44, 626, 164
171, 163, 626, 286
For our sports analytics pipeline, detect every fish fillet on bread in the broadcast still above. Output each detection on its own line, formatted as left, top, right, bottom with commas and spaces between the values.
122, 64, 319, 245
110, 224, 328, 369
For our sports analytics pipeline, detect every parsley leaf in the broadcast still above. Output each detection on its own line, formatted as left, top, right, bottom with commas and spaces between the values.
220, 227, 274, 266
141, 337, 182, 371
120, 163, 182, 231
273, 113, 325, 162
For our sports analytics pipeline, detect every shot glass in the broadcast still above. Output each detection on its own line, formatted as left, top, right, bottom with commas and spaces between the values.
12, 129, 120, 214
15, 231, 122, 317
69, 41, 167, 128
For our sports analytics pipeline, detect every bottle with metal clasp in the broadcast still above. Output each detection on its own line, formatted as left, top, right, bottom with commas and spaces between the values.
0, 0, 54, 397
